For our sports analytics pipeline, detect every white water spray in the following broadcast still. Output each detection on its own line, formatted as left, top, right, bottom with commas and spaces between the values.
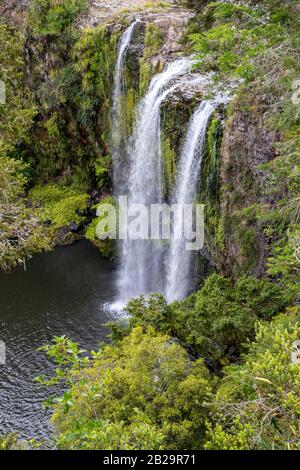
111, 19, 141, 194
165, 101, 215, 303
110, 24, 215, 310
117, 58, 190, 306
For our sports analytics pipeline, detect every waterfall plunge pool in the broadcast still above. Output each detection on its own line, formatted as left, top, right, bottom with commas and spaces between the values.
0, 241, 117, 441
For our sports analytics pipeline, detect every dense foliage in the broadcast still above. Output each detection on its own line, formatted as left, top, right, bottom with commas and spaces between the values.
205, 308, 300, 450
0, 1, 116, 269
126, 274, 286, 363
39, 291, 300, 450
40, 327, 213, 450
26, 0, 116, 184
0, 21, 49, 270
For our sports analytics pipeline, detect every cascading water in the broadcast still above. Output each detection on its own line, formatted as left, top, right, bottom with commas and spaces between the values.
111, 19, 141, 195
110, 22, 216, 310
117, 58, 190, 306
165, 101, 215, 303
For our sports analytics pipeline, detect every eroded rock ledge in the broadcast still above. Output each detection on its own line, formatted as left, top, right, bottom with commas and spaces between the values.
80, 0, 191, 27
80, 1, 193, 63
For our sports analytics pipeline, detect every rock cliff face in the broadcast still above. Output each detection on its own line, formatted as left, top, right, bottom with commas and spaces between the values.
81, 1, 193, 67
217, 94, 281, 278
198, 99, 281, 280
81, 0, 186, 27
0, 0, 29, 26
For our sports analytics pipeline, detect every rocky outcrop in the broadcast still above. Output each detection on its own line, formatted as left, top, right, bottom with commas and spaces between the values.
204, 92, 282, 278
81, 1, 193, 66
81, 0, 190, 27
0, 0, 30, 27
0, 0, 29, 26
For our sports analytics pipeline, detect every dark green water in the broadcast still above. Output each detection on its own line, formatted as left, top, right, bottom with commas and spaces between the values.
0, 241, 117, 440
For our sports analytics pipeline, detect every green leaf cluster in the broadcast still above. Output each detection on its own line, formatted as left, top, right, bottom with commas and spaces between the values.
29, 0, 88, 37
126, 274, 286, 362
30, 184, 88, 230
205, 307, 300, 450
44, 327, 212, 450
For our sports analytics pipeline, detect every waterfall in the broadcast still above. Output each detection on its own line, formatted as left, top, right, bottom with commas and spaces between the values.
111, 19, 141, 195
110, 23, 215, 310
117, 58, 190, 307
165, 101, 215, 303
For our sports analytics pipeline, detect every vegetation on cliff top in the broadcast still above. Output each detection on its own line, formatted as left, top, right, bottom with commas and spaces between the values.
0, 21, 48, 270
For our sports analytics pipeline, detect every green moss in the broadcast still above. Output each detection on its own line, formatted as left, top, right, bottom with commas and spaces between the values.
143, 23, 163, 58
85, 196, 117, 260
215, 221, 225, 252
139, 58, 152, 98
199, 116, 222, 251
30, 184, 88, 230
206, 118, 221, 199
162, 136, 177, 197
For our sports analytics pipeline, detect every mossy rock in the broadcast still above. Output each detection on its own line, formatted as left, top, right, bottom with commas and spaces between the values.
161, 95, 202, 199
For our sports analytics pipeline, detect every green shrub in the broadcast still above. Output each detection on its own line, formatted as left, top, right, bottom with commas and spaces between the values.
94, 157, 112, 191
267, 225, 300, 300
30, 184, 88, 229
205, 307, 300, 450
29, 0, 88, 37
144, 24, 163, 58
127, 274, 286, 363
188, 1, 289, 81
42, 327, 213, 450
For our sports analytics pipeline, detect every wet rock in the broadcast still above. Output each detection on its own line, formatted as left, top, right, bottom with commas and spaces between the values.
89, 189, 101, 202
164, 74, 206, 105
69, 222, 79, 233
54, 226, 81, 246
215, 93, 282, 278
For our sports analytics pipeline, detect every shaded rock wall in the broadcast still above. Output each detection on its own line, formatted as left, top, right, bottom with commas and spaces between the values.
0, 0, 29, 27
200, 91, 282, 279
